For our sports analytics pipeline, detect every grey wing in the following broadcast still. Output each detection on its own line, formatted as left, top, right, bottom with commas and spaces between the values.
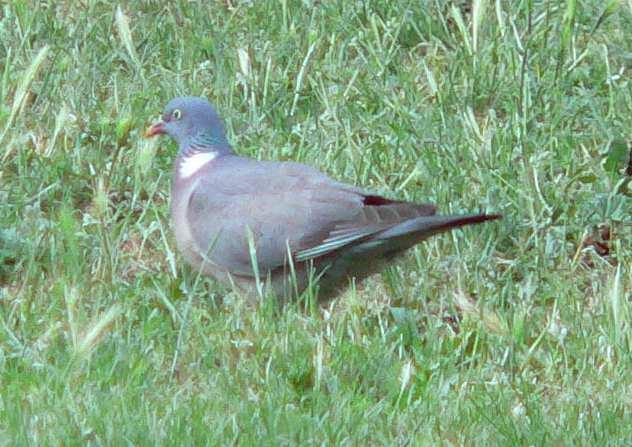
185, 160, 364, 275
186, 159, 436, 276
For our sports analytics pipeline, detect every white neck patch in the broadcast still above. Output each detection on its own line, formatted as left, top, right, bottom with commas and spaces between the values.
178, 151, 218, 179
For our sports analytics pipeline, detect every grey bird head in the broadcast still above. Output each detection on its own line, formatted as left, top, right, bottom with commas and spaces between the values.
146, 96, 231, 152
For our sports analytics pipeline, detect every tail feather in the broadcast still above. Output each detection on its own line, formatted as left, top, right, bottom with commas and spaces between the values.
377, 213, 502, 242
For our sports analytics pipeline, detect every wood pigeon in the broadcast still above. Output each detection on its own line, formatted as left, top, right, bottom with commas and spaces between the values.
146, 97, 500, 300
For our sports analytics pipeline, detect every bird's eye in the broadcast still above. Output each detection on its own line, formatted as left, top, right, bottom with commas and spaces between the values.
172, 109, 182, 120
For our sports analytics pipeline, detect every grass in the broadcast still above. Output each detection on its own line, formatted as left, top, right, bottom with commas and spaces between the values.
1, 0, 631, 444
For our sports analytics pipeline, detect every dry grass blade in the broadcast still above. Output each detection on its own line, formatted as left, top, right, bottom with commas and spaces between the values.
472, 0, 487, 53
453, 289, 508, 336
0, 45, 49, 160
74, 304, 123, 358
44, 103, 69, 157
115, 5, 140, 68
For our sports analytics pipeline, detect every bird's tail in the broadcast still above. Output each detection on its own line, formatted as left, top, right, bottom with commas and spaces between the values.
315, 213, 500, 299
377, 213, 502, 243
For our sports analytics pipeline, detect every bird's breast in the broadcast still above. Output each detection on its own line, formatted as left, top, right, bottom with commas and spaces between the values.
170, 167, 207, 270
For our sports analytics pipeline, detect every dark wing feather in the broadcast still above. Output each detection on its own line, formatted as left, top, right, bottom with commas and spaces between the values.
296, 200, 436, 261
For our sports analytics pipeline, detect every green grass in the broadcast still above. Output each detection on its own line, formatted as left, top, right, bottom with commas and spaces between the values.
1, 0, 631, 444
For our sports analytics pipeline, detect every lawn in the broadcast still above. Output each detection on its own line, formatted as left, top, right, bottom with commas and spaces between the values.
1, 0, 631, 445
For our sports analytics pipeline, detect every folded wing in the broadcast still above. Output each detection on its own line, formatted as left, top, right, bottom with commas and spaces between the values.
186, 157, 436, 276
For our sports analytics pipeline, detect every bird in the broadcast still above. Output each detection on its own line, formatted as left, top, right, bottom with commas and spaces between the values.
145, 96, 500, 301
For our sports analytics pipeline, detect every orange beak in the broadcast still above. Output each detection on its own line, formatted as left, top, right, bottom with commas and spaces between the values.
145, 120, 166, 137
